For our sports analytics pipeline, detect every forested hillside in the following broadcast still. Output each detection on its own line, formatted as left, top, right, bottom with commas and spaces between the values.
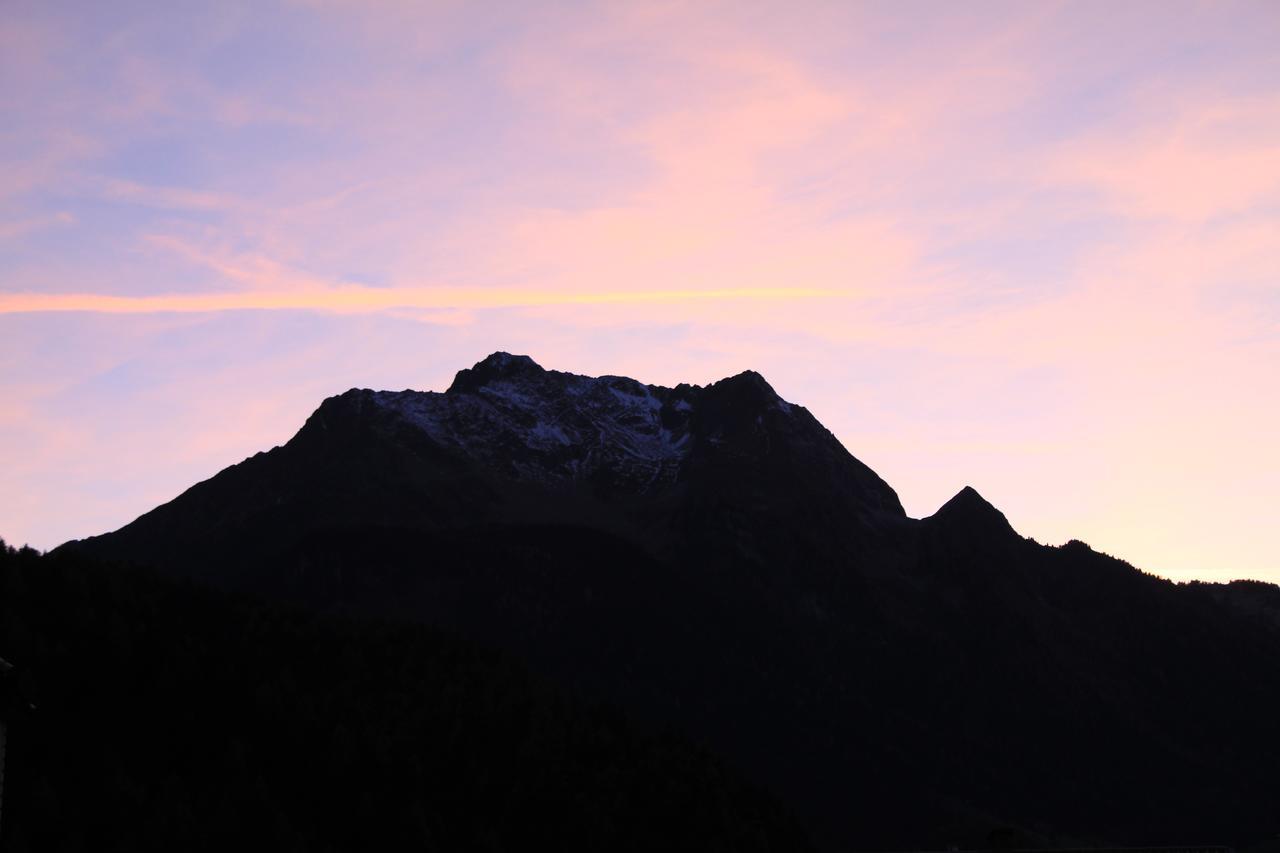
0, 541, 810, 853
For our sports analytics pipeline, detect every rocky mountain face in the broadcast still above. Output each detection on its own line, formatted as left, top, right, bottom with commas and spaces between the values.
67, 353, 1280, 851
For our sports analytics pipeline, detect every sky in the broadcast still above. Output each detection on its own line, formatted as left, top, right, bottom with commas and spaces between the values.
1, 0, 1278, 582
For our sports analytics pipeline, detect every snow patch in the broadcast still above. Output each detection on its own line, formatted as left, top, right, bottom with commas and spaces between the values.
368, 368, 695, 493
529, 420, 571, 447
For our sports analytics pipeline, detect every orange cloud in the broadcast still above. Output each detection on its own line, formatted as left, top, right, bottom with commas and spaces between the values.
1050, 95, 1280, 222
0, 285, 839, 315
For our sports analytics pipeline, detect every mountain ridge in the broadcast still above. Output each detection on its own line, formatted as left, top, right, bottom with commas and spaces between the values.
61, 352, 1280, 851
309, 351, 902, 515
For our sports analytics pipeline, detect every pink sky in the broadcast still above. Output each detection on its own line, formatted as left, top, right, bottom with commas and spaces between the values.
2, 1, 1278, 581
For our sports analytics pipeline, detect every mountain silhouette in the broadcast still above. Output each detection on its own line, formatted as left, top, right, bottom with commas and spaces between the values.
62, 353, 1280, 850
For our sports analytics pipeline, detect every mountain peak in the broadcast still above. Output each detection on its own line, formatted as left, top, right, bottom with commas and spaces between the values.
481, 351, 540, 370
447, 352, 545, 395
930, 485, 1017, 538
703, 369, 790, 414
950, 484, 987, 505
723, 369, 777, 394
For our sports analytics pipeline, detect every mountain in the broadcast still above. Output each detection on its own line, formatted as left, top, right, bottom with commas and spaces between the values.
65, 352, 1280, 850
74, 351, 903, 585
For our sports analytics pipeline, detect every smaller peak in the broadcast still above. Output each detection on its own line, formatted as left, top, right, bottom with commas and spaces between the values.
447, 352, 545, 395
938, 485, 996, 514
930, 485, 1017, 538
950, 484, 986, 505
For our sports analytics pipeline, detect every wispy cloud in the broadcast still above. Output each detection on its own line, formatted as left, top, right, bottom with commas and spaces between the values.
0, 286, 839, 315
96, 178, 242, 212
0, 210, 75, 240
1050, 94, 1280, 223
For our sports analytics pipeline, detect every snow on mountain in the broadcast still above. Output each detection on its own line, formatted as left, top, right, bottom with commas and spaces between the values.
363, 352, 778, 492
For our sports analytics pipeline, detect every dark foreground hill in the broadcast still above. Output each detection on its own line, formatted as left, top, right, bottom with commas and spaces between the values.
0, 541, 811, 852
62, 353, 1280, 849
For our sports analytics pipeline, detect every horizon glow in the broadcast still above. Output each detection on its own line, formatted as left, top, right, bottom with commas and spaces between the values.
2, 1, 1278, 582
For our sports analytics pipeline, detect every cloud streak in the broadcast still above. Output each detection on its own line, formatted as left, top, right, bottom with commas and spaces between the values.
0, 286, 839, 315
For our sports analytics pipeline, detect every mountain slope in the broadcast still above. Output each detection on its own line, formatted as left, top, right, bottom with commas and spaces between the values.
66, 353, 1280, 850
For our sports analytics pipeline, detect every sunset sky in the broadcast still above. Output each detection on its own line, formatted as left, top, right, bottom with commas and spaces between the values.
2, 1, 1277, 582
